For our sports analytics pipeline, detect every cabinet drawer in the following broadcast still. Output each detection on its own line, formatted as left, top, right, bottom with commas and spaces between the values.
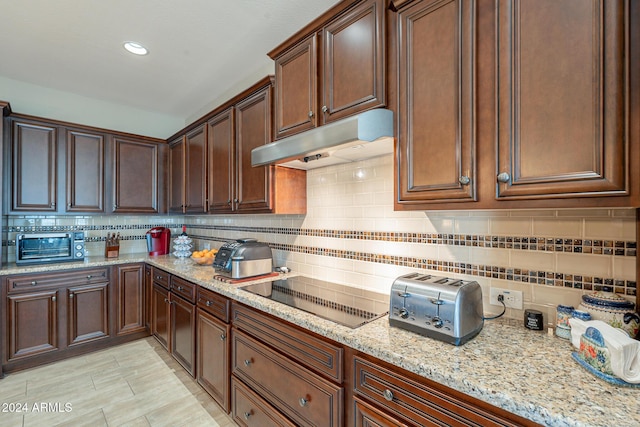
231, 376, 296, 427
197, 286, 230, 322
232, 302, 343, 382
232, 329, 343, 427
353, 356, 528, 427
354, 397, 408, 427
170, 276, 196, 303
7, 268, 109, 293
151, 268, 170, 289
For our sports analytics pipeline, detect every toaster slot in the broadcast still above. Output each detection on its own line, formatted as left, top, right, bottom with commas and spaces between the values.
416, 275, 432, 281
402, 273, 420, 279
433, 278, 462, 286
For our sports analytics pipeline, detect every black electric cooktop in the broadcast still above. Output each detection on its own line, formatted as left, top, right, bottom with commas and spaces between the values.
240, 276, 390, 328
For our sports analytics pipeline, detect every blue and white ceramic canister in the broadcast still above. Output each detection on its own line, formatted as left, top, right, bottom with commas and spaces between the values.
556, 305, 574, 327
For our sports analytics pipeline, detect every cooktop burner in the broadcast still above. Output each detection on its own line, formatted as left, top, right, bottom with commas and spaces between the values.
240, 276, 390, 328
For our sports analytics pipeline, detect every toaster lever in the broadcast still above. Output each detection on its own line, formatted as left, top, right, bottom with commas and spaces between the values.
430, 298, 444, 305
398, 291, 410, 298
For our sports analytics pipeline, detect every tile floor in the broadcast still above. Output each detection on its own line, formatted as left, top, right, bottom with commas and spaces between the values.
0, 337, 236, 427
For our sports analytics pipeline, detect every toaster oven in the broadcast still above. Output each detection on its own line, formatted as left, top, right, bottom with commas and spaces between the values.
15, 232, 86, 265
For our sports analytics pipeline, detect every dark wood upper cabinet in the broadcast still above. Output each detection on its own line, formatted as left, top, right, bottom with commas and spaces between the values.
66, 129, 105, 212
11, 119, 57, 212
235, 85, 274, 213
396, 0, 476, 205
393, 0, 637, 210
274, 34, 318, 139
496, 0, 628, 200
322, 0, 386, 123
168, 136, 184, 213
205, 79, 306, 215
168, 124, 207, 214
271, 0, 386, 139
112, 137, 159, 213
207, 108, 235, 214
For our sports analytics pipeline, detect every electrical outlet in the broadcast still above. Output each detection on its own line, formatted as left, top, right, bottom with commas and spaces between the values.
489, 287, 523, 310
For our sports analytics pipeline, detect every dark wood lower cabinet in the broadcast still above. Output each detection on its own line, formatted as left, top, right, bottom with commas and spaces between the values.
2, 265, 148, 374
67, 282, 109, 346
151, 282, 170, 350
6, 290, 59, 361
170, 292, 196, 376
197, 309, 230, 410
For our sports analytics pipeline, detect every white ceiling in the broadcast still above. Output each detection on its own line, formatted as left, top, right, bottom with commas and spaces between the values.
0, 0, 340, 127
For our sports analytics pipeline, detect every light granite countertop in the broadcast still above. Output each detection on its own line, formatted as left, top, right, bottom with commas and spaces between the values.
2, 254, 639, 427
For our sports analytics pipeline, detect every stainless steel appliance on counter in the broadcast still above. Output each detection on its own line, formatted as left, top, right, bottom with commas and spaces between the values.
212, 238, 273, 279
389, 273, 484, 345
240, 276, 390, 328
15, 232, 85, 265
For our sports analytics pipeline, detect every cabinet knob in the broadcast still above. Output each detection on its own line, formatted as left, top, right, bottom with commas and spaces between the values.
87, 275, 92, 280
497, 172, 511, 183
308, 110, 314, 118
51, 202, 56, 208
383, 389, 394, 401
227, 199, 231, 205
177, 286, 184, 291
220, 333, 226, 341
459, 176, 471, 185
299, 397, 308, 407
69, 293, 74, 298
321, 105, 328, 113
243, 411, 252, 420
67, 203, 72, 208
244, 359, 252, 367
205, 300, 212, 307
164, 298, 169, 303
31, 281, 37, 286
113, 204, 118, 210
52, 296, 56, 302
233, 198, 239, 203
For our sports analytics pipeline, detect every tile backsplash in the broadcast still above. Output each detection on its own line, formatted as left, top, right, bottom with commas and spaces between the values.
4, 154, 636, 328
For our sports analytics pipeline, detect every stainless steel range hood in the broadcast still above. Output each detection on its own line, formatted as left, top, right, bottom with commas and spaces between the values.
251, 108, 394, 170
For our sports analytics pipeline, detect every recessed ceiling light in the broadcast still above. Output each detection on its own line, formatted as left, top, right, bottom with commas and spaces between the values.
123, 41, 148, 55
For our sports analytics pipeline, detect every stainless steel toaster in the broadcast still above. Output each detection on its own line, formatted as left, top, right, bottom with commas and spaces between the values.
212, 238, 273, 279
389, 273, 483, 345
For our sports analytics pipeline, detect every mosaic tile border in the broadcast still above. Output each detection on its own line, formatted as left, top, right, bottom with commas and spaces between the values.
3, 224, 636, 296
10, 224, 635, 256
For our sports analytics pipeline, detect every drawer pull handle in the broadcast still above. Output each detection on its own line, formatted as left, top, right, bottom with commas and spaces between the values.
383, 389, 394, 401
87, 275, 92, 280
69, 293, 74, 298
299, 397, 308, 407
31, 281, 38, 286
164, 298, 169, 303
244, 359, 252, 367
177, 286, 184, 291
52, 296, 56, 302
220, 333, 226, 341
243, 411, 252, 420
497, 172, 510, 183
205, 300, 213, 307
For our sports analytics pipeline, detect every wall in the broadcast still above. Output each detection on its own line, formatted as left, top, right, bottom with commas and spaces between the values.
6, 155, 636, 329
0, 76, 182, 139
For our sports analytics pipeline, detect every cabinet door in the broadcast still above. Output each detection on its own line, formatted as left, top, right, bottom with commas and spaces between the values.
185, 124, 207, 213
112, 137, 159, 213
144, 265, 152, 330
168, 136, 185, 213
66, 129, 105, 212
6, 290, 58, 361
151, 283, 170, 350
197, 309, 230, 411
274, 34, 318, 139
171, 293, 196, 377
235, 85, 273, 213
208, 108, 235, 214
397, 0, 476, 204
11, 120, 57, 212
322, 0, 385, 124
67, 283, 109, 346
496, 0, 627, 199
115, 264, 145, 336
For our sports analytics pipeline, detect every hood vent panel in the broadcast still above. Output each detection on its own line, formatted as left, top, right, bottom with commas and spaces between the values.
251, 108, 394, 170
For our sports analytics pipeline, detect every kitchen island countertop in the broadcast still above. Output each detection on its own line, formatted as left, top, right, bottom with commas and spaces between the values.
2, 254, 638, 427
